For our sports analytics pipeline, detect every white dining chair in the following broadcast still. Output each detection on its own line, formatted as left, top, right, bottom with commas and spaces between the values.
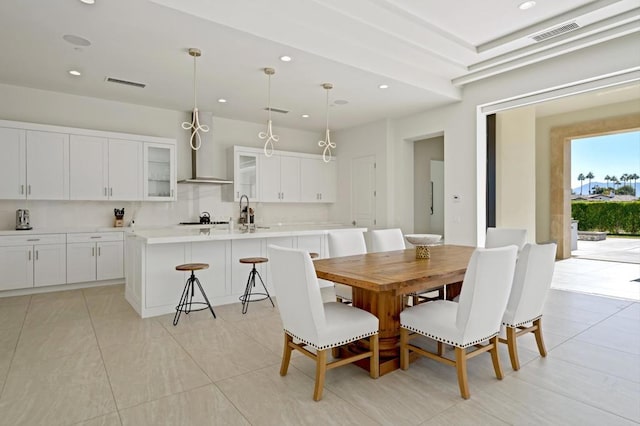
485, 227, 527, 252
399, 245, 518, 399
370, 228, 405, 252
500, 242, 557, 370
268, 245, 379, 401
327, 230, 367, 302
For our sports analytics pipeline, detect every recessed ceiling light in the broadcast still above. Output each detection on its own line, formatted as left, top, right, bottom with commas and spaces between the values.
519, 1, 536, 10
63, 34, 91, 47
301, 114, 310, 118
279, 56, 292, 62
217, 98, 227, 103
68, 70, 82, 76
378, 84, 389, 89
80, 0, 95, 4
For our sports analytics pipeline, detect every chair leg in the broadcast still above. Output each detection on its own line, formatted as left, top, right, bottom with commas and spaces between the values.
412, 294, 420, 306
505, 326, 520, 370
331, 346, 340, 359
455, 347, 470, 399
313, 349, 328, 401
400, 328, 410, 370
369, 334, 379, 379
241, 269, 254, 314
173, 274, 193, 326
489, 336, 504, 380
254, 269, 275, 308
193, 277, 216, 319
437, 341, 445, 356
533, 318, 547, 357
280, 333, 293, 376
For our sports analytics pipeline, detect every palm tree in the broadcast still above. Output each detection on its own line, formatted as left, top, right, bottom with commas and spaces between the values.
577, 173, 586, 195
621, 173, 628, 188
586, 172, 594, 194
612, 176, 620, 190
630, 173, 639, 196
604, 175, 611, 188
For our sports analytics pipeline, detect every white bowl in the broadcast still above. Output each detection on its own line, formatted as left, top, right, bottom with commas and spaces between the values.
405, 234, 442, 246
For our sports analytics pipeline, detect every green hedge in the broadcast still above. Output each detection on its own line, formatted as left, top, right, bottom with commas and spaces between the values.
571, 201, 640, 234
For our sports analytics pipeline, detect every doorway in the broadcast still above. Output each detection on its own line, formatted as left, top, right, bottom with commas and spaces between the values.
413, 136, 444, 235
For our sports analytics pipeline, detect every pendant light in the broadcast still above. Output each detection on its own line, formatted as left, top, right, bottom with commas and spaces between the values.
258, 67, 279, 157
318, 83, 336, 162
181, 48, 209, 151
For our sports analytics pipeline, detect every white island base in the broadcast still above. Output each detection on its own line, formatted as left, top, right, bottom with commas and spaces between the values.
125, 225, 364, 318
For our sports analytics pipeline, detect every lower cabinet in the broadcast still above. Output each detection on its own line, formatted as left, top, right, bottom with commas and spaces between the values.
67, 232, 124, 283
0, 234, 66, 291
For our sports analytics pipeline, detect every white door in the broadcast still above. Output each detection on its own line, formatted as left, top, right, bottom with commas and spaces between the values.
351, 155, 376, 227
109, 139, 142, 201
279, 156, 300, 202
260, 155, 281, 202
69, 135, 108, 200
34, 244, 67, 287
26, 131, 69, 200
0, 245, 33, 290
67, 242, 96, 283
0, 127, 26, 199
96, 241, 124, 280
430, 160, 445, 236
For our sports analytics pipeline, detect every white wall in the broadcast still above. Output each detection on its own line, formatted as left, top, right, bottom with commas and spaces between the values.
496, 107, 536, 241
381, 33, 639, 246
0, 84, 330, 229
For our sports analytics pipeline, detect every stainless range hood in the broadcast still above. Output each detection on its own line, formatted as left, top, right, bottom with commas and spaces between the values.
178, 145, 233, 185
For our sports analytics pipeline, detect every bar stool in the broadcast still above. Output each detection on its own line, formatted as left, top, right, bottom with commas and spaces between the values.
173, 263, 216, 326
238, 257, 275, 314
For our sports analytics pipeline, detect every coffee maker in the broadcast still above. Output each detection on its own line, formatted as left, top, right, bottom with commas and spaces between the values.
16, 209, 31, 230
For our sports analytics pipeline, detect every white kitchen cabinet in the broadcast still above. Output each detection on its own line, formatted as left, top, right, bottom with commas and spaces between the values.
260, 154, 300, 202
69, 135, 109, 200
0, 234, 66, 290
143, 142, 175, 201
229, 147, 260, 201
0, 127, 26, 200
110, 139, 143, 201
66, 232, 124, 283
26, 130, 70, 200
190, 241, 231, 299
300, 157, 337, 202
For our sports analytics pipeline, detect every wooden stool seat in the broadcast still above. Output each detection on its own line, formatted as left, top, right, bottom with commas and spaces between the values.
239, 257, 268, 264
309, 252, 319, 259
175, 263, 209, 272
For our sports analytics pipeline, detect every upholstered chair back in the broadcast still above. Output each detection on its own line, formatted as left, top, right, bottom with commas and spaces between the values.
268, 245, 326, 344
456, 246, 518, 346
503, 243, 557, 327
370, 228, 406, 252
328, 230, 367, 257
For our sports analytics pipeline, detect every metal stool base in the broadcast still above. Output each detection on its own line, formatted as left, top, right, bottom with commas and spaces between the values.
173, 271, 216, 326
240, 265, 275, 314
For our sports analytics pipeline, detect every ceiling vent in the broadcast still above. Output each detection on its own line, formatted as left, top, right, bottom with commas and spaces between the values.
264, 107, 289, 114
104, 77, 146, 88
532, 22, 580, 42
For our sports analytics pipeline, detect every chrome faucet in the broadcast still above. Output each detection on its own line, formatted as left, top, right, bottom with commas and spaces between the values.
239, 194, 249, 229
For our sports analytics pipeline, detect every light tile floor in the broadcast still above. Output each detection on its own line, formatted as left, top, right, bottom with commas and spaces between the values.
0, 283, 638, 425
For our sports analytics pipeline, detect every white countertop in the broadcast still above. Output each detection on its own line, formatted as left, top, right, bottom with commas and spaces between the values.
131, 224, 366, 244
0, 227, 129, 237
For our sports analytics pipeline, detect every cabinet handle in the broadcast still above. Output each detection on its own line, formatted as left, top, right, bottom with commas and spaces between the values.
27, 238, 40, 242
20, 184, 24, 195
35, 250, 38, 261
237, 191, 239, 198
171, 189, 174, 198
104, 187, 107, 196
92, 247, 95, 257
28, 185, 31, 195
90, 236, 102, 239
98, 247, 101, 256
28, 250, 31, 261
109, 187, 113, 196
320, 193, 322, 200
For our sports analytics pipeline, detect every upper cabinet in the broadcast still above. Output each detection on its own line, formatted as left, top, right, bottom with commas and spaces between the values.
0, 127, 69, 200
228, 146, 336, 204
300, 157, 337, 203
143, 142, 175, 201
0, 120, 175, 202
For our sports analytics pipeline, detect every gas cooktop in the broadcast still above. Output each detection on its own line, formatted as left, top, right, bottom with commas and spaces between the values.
179, 221, 229, 225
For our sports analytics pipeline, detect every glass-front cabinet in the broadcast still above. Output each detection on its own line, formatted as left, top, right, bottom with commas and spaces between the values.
233, 148, 259, 201
143, 142, 176, 201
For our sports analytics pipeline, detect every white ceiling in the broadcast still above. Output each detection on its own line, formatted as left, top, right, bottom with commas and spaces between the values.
0, 0, 637, 131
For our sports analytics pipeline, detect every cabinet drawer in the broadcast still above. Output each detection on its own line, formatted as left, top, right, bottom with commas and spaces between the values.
67, 232, 123, 243
0, 234, 66, 247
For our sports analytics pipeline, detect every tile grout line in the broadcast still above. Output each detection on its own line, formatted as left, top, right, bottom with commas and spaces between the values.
0, 296, 31, 400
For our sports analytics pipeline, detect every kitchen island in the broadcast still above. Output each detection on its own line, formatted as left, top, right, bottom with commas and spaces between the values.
125, 224, 365, 318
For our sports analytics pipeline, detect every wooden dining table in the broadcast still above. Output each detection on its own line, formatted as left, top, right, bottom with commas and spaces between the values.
313, 244, 475, 375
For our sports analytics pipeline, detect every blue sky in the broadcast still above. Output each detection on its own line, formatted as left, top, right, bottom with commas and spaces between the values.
571, 131, 640, 189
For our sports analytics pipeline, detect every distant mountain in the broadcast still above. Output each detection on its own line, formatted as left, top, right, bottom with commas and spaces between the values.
572, 181, 640, 196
